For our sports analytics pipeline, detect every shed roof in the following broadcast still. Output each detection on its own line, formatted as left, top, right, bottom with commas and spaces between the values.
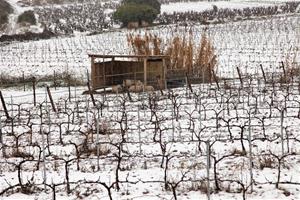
88, 54, 170, 59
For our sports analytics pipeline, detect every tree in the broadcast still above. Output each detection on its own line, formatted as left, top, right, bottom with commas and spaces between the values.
17, 10, 36, 25
123, 0, 161, 12
0, 0, 13, 26
113, 0, 161, 27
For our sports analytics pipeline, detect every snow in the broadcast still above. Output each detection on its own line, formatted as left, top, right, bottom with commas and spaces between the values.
161, 0, 290, 14
0, 14, 299, 80
0, 2, 300, 199
1, 80, 300, 199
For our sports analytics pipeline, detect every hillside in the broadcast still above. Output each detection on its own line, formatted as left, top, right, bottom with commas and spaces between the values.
0, 0, 13, 29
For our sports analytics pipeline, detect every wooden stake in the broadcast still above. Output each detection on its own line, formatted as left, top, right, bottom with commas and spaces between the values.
212, 70, 220, 90
144, 58, 147, 86
281, 61, 286, 77
68, 75, 71, 102
46, 86, 56, 112
236, 67, 243, 86
260, 64, 267, 84
87, 82, 96, 107
185, 73, 193, 93
206, 140, 210, 200
248, 111, 253, 193
0, 91, 10, 120
32, 77, 36, 107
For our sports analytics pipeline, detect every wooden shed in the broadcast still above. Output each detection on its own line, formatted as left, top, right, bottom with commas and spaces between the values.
89, 54, 170, 90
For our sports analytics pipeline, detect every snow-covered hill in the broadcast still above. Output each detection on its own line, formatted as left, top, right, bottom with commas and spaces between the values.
1, 0, 299, 37
1, 0, 42, 35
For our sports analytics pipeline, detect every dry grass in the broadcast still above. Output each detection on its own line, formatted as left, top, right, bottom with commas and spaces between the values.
79, 143, 111, 156
127, 33, 162, 56
194, 32, 217, 82
127, 29, 217, 81
258, 156, 276, 170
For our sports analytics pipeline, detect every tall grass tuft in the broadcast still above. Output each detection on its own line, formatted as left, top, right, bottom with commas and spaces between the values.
127, 29, 217, 81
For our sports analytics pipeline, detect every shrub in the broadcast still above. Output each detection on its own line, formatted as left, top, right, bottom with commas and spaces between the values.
258, 156, 276, 170
18, 10, 36, 25
0, 14, 8, 27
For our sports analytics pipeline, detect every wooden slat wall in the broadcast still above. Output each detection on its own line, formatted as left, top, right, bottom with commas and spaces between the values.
92, 60, 164, 89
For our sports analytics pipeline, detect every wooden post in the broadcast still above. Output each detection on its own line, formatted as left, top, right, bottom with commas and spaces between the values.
87, 82, 96, 107
144, 58, 147, 86
260, 64, 267, 84
280, 109, 284, 155
46, 86, 56, 112
185, 73, 193, 93
103, 57, 106, 87
236, 67, 243, 86
206, 140, 211, 200
96, 108, 100, 171
137, 104, 142, 154
91, 56, 96, 89
32, 77, 36, 107
68, 75, 71, 102
0, 91, 10, 120
248, 111, 253, 193
212, 70, 220, 90
0, 118, 6, 157
281, 61, 286, 77
163, 58, 167, 89
86, 69, 90, 84
157, 76, 164, 95
111, 57, 114, 85
39, 105, 47, 190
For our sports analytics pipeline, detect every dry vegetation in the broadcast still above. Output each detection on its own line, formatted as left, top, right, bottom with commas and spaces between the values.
127, 29, 217, 81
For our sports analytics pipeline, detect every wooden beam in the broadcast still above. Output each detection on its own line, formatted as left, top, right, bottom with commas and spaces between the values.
144, 58, 147, 86
91, 56, 95, 89
103, 57, 106, 87
88, 54, 169, 59
162, 58, 167, 89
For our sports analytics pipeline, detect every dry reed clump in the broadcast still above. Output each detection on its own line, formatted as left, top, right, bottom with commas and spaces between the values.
194, 32, 217, 81
280, 51, 300, 83
164, 33, 194, 71
127, 29, 217, 82
127, 33, 162, 56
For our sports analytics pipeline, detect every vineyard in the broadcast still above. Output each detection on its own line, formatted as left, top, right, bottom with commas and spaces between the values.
1, 73, 300, 199
0, 14, 299, 82
0, 1, 300, 199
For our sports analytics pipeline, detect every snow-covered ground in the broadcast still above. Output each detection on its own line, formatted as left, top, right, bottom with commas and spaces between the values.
0, 14, 299, 80
161, 0, 288, 14
0, 1, 300, 199
1, 79, 300, 199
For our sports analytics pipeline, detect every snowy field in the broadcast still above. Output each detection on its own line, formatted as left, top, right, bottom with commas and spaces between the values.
1, 78, 300, 199
0, 14, 299, 81
0, 1, 300, 199
161, 0, 291, 14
